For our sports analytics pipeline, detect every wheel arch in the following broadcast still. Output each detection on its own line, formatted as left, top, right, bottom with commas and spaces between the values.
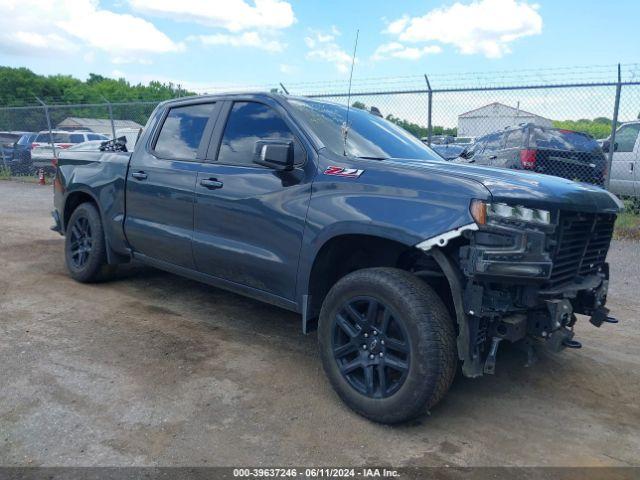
300, 228, 465, 336
62, 189, 128, 265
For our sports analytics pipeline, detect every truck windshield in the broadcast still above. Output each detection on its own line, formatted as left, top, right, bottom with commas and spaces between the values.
286, 98, 441, 161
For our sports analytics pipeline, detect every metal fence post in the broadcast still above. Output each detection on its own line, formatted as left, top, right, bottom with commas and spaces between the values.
606, 64, 622, 189
35, 96, 55, 160
424, 74, 433, 145
102, 96, 116, 139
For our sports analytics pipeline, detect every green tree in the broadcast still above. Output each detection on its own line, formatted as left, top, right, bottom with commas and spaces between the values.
0, 66, 194, 107
552, 118, 615, 139
0, 66, 196, 131
384, 114, 456, 139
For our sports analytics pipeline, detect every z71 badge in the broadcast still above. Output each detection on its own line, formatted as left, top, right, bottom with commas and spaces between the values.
324, 166, 364, 178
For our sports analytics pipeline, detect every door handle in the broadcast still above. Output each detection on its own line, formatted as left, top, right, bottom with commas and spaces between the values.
631, 162, 634, 172
200, 178, 224, 189
131, 171, 147, 180
488, 155, 497, 160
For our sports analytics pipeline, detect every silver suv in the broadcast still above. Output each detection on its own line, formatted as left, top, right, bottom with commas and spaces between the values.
604, 121, 640, 198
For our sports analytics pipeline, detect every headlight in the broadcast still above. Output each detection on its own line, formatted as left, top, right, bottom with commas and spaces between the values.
470, 200, 551, 226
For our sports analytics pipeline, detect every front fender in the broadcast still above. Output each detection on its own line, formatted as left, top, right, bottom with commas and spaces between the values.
295, 155, 492, 306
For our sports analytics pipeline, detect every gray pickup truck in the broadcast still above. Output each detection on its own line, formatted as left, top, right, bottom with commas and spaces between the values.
52, 93, 622, 423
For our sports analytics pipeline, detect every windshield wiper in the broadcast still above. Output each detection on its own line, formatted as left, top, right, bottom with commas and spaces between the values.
357, 155, 388, 160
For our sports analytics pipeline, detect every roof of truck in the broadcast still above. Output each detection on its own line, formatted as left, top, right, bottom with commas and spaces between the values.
160, 91, 284, 106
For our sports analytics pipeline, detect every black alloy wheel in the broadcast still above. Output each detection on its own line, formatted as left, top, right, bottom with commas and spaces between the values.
68, 215, 93, 269
331, 296, 410, 398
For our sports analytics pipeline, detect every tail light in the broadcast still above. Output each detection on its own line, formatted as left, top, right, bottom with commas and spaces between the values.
520, 149, 537, 169
31, 142, 40, 150
57, 144, 72, 149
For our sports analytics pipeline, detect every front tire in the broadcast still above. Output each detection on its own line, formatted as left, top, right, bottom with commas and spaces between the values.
318, 268, 456, 424
64, 202, 114, 283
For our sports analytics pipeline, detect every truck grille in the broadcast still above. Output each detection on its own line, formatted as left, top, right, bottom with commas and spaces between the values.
546, 212, 615, 288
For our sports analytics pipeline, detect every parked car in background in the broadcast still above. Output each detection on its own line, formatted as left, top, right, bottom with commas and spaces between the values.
0, 131, 36, 175
31, 130, 109, 169
430, 143, 467, 160
12, 132, 37, 161
603, 121, 640, 197
456, 124, 607, 186
1, 131, 21, 163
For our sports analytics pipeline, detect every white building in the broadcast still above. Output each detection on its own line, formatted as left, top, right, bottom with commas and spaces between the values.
457, 102, 553, 137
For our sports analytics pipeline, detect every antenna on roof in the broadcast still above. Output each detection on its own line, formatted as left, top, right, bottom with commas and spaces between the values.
342, 29, 359, 156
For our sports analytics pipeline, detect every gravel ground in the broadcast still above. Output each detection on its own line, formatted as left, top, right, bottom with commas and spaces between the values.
0, 180, 639, 467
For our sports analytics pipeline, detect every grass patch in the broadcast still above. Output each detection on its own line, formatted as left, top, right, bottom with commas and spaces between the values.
0, 173, 41, 184
614, 200, 640, 241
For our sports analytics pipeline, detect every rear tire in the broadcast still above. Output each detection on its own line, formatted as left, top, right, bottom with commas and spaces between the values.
64, 202, 114, 283
318, 268, 457, 424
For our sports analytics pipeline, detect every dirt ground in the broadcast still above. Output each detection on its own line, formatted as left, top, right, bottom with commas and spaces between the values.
1, 180, 639, 467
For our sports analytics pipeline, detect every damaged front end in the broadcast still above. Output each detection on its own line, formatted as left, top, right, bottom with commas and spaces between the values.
422, 201, 618, 378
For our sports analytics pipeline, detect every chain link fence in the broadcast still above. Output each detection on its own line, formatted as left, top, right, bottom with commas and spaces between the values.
1, 66, 639, 197
305, 79, 640, 194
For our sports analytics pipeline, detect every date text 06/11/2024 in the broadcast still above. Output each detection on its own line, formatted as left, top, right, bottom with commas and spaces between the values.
232, 468, 400, 478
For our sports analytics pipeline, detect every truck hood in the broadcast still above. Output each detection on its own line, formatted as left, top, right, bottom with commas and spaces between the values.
386, 159, 623, 214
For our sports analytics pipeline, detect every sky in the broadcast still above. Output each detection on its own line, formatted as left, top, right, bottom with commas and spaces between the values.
0, 0, 639, 94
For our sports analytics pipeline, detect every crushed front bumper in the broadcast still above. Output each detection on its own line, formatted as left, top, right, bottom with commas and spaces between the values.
456, 220, 617, 377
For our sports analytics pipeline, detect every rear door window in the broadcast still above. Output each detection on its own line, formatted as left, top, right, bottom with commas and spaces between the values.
154, 103, 216, 160
532, 128, 599, 152
69, 134, 85, 143
87, 134, 105, 141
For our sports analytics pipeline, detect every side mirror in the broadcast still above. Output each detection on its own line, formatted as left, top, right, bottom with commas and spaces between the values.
253, 140, 294, 171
